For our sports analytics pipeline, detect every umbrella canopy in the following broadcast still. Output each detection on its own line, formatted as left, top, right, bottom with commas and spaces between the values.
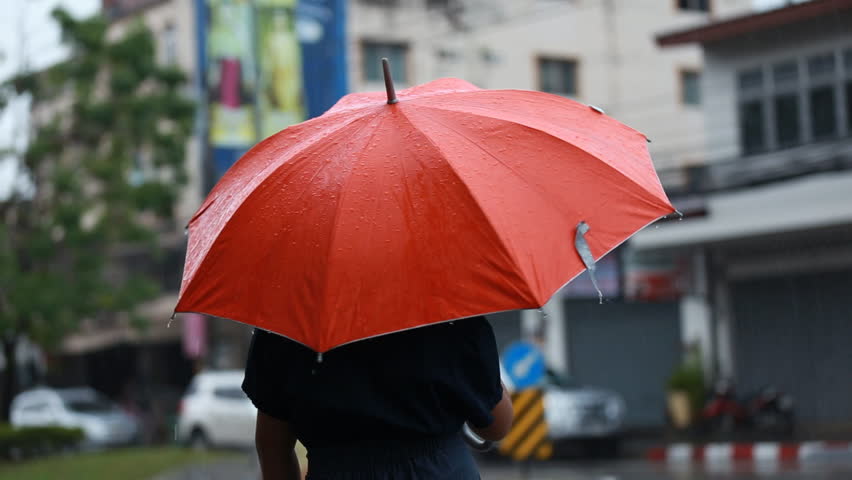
176, 73, 674, 353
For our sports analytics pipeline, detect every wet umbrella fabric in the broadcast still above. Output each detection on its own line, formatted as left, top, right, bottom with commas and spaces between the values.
175, 77, 675, 353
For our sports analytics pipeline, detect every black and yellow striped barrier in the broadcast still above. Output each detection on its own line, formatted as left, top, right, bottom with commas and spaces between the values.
498, 388, 553, 461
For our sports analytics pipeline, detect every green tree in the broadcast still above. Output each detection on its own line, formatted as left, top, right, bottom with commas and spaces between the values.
0, 8, 194, 418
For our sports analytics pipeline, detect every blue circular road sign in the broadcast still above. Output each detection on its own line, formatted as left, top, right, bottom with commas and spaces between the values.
502, 341, 546, 389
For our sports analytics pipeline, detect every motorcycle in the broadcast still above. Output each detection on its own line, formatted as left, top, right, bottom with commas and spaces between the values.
699, 380, 794, 436
748, 385, 795, 435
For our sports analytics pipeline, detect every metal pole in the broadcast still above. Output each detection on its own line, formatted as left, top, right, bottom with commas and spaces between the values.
382, 58, 398, 104
250, 0, 263, 143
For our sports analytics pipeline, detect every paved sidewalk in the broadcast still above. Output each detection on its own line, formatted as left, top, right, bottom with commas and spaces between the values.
150, 457, 852, 480
647, 440, 852, 464
150, 456, 260, 480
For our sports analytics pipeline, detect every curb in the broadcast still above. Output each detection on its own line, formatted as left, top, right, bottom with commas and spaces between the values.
647, 441, 852, 463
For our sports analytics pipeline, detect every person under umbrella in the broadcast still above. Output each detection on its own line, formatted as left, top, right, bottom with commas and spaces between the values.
244, 316, 513, 479
176, 60, 674, 479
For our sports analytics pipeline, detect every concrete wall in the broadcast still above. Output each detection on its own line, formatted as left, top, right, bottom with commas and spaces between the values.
350, 0, 751, 171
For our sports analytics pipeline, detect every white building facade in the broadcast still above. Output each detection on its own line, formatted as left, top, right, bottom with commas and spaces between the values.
650, 0, 852, 426
347, 0, 756, 429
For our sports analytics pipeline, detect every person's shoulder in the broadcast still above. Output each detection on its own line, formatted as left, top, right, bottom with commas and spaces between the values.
451, 316, 491, 333
252, 329, 310, 354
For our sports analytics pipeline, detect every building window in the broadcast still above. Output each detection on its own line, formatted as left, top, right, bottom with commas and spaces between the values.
807, 52, 837, 139
772, 61, 801, 147
362, 41, 408, 83
846, 48, 852, 134
738, 68, 766, 154
846, 82, 852, 135
680, 70, 701, 106
735, 47, 850, 155
538, 57, 577, 96
161, 23, 177, 65
677, 0, 710, 12
740, 100, 766, 154
809, 86, 837, 139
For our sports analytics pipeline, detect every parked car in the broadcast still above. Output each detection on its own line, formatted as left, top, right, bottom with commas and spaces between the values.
176, 370, 257, 449
500, 364, 626, 455
10, 387, 139, 447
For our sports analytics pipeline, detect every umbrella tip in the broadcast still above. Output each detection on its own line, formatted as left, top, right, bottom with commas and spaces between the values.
588, 105, 605, 114
382, 58, 399, 105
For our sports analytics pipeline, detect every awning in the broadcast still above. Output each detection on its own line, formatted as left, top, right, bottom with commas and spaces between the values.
656, 0, 852, 46
61, 294, 182, 354
632, 170, 852, 250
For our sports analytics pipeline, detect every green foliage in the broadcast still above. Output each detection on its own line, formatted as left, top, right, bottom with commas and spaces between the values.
0, 5, 194, 368
0, 447, 234, 480
0, 424, 85, 460
667, 347, 706, 415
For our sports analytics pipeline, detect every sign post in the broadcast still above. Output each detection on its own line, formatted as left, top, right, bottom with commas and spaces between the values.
498, 341, 553, 475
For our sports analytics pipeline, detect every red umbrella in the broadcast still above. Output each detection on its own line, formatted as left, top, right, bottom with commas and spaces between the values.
175, 60, 674, 354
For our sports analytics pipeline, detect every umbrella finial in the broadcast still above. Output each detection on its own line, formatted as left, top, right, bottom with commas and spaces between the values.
382, 58, 398, 105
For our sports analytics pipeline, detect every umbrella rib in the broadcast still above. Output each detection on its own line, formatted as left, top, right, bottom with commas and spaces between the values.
402, 110, 556, 300
400, 105, 674, 305
245, 113, 385, 346
394, 108, 542, 306
411, 109, 568, 222
412, 102, 673, 213
188, 106, 386, 225
178, 110, 383, 330
317, 113, 389, 350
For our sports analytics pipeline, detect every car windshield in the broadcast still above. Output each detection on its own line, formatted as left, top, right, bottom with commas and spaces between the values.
545, 369, 581, 389
60, 391, 116, 413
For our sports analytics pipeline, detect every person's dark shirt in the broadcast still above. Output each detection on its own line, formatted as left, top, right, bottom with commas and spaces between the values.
242, 316, 503, 449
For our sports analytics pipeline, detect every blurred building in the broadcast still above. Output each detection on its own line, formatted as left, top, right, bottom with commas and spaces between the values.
55, 0, 350, 408
45, 0, 204, 437
62, 0, 350, 393
59, 0, 844, 435
348, 0, 756, 430
647, 0, 852, 428
350, 0, 754, 170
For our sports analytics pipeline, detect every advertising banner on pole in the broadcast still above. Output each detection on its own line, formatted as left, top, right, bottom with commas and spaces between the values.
297, 0, 348, 118
206, 0, 258, 147
257, 0, 305, 139
196, 0, 348, 178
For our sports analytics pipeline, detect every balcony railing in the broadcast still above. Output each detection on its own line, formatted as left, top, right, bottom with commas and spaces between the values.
659, 137, 852, 197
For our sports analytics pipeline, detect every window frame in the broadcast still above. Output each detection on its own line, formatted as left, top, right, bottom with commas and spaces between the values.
674, 0, 712, 14
771, 60, 803, 148
735, 45, 852, 156
535, 55, 580, 98
805, 51, 840, 141
212, 386, 248, 400
737, 67, 768, 155
679, 68, 702, 107
21, 402, 50, 413
360, 39, 409, 84
845, 47, 852, 139
161, 22, 178, 66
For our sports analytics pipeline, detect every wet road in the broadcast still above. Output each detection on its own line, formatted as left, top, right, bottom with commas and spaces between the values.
154, 454, 852, 479
478, 458, 852, 479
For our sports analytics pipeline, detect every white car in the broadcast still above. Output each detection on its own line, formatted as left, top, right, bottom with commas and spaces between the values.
10, 387, 139, 447
177, 370, 257, 449
501, 365, 626, 454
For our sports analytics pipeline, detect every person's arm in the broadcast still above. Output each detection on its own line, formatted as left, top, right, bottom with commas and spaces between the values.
470, 382, 513, 441
255, 410, 301, 480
